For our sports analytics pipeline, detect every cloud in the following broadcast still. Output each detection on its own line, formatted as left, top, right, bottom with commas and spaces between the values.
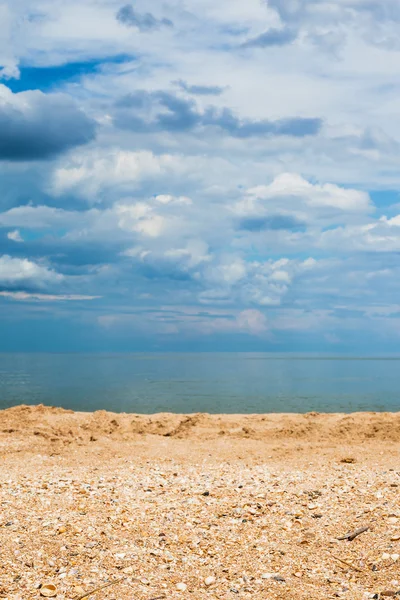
0, 85, 96, 161
247, 173, 372, 211
0, 255, 63, 290
0, 205, 82, 229
7, 230, 23, 242
154, 194, 192, 205
50, 149, 190, 199
116, 4, 173, 31
174, 80, 226, 96
318, 214, 400, 252
0, 291, 100, 302
3, 0, 400, 350
242, 27, 297, 48
234, 173, 373, 230
114, 90, 322, 138
267, 0, 400, 51
237, 309, 268, 334
0, 4, 18, 79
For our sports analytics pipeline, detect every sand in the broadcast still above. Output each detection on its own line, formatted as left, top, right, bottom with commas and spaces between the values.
1, 405, 400, 600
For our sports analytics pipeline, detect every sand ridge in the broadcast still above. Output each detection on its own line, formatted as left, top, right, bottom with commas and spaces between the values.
1, 405, 400, 453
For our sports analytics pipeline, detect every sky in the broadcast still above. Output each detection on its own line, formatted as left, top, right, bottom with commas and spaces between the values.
1, 0, 400, 352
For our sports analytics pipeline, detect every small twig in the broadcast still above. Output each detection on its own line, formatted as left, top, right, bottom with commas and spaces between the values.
329, 552, 364, 573
73, 576, 126, 600
338, 525, 370, 541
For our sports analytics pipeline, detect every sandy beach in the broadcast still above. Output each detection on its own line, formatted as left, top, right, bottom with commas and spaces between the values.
1, 405, 400, 600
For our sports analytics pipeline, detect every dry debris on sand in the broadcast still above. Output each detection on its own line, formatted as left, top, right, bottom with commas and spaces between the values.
1, 405, 400, 600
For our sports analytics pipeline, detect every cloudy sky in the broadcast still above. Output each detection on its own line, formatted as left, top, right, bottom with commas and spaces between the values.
1, 0, 400, 352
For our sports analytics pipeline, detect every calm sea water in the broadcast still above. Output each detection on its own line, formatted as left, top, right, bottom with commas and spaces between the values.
0, 353, 399, 414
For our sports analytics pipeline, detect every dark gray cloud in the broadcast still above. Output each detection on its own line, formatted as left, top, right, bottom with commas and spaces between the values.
242, 27, 297, 48
116, 4, 173, 31
114, 90, 322, 138
0, 87, 96, 161
174, 80, 226, 96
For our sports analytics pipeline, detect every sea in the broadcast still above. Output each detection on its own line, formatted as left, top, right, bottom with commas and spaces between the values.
0, 353, 399, 414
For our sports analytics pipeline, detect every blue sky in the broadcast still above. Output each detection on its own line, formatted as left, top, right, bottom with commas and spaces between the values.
2, 0, 400, 352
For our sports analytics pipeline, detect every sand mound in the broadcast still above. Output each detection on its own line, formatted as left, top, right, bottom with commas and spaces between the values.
1, 405, 400, 453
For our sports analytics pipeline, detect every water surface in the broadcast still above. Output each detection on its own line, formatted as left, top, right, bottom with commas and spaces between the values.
0, 353, 399, 413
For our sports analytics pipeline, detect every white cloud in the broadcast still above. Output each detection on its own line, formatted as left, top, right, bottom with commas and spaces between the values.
0, 291, 100, 301
164, 240, 210, 268
237, 309, 268, 334
235, 173, 372, 228
0, 205, 82, 229
155, 194, 192, 205
0, 4, 18, 78
7, 229, 23, 242
318, 216, 400, 252
0, 255, 63, 287
50, 149, 189, 200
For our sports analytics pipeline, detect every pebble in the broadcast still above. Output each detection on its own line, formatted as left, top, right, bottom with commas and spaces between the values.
74, 586, 85, 596
123, 566, 134, 574
261, 573, 285, 582
176, 582, 187, 591
204, 576, 216, 586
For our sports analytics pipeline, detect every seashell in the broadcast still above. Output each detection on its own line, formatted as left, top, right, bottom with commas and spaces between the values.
40, 584, 57, 597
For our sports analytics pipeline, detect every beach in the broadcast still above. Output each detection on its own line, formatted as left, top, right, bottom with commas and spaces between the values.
1, 406, 400, 600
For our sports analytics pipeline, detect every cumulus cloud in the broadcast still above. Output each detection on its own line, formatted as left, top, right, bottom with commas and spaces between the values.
116, 4, 173, 31
233, 173, 373, 231
0, 255, 63, 290
0, 85, 96, 161
318, 214, 400, 252
50, 149, 188, 199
